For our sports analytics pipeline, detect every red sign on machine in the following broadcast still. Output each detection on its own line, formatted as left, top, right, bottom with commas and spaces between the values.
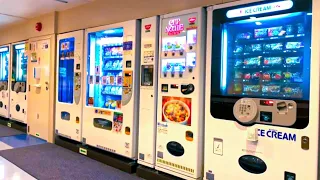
165, 18, 184, 36
145, 24, 152, 32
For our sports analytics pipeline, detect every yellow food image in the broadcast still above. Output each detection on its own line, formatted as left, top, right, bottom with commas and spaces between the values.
163, 101, 189, 123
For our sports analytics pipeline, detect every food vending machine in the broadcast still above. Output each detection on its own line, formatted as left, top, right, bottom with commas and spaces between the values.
55, 30, 84, 142
82, 20, 141, 159
0, 45, 10, 118
138, 16, 159, 168
10, 42, 28, 123
155, 8, 206, 179
205, 0, 317, 179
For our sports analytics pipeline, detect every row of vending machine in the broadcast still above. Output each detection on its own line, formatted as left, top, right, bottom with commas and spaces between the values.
0, 0, 318, 179
0, 43, 28, 124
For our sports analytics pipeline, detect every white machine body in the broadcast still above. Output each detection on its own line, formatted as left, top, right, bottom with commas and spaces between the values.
0, 45, 10, 118
138, 16, 160, 168
155, 8, 206, 180
82, 20, 141, 159
55, 30, 84, 142
10, 42, 28, 123
204, 0, 319, 180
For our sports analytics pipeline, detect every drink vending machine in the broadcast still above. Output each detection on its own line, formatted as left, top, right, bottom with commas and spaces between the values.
205, 0, 318, 179
82, 20, 141, 159
10, 42, 28, 123
55, 30, 84, 142
0, 45, 10, 118
155, 8, 206, 179
138, 16, 160, 168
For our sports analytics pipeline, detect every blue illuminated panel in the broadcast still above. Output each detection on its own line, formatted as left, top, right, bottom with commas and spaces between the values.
86, 28, 124, 110
58, 37, 75, 103
12, 43, 27, 92
0, 46, 9, 82
221, 12, 311, 100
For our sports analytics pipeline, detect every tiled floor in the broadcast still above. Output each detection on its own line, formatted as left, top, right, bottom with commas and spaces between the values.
0, 156, 36, 180
0, 128, 47, 180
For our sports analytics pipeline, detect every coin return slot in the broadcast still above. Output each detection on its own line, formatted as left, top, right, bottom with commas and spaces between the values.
277, 102, 288, 114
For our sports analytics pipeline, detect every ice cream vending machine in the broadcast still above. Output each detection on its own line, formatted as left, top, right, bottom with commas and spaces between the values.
155, 8, 206, 179
205, 0, 318, 179
55, 30, 84, 142
82, 20, 141, 159
10, 42, 28, 123
0, 45, 10, 118
138, 16, 159, 168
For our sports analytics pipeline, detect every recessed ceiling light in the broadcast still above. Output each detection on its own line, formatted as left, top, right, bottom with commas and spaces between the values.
56, 0, 68, 3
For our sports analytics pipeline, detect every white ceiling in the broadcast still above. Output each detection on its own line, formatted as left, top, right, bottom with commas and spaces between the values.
0, 0, 93, 28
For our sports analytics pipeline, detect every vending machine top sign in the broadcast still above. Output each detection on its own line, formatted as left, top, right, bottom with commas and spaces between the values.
226, 0, 294, 18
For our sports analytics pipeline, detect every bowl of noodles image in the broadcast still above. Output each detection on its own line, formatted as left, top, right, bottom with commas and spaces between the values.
162, 100, 190, 125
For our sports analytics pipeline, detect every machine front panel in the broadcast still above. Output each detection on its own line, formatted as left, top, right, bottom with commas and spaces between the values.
10, 43, 28, 123
138, 16, 159, 168
156, 9, 205, 179
0, 46, 10, 118
55, 30, 84, 142
82, 21, 139, 159
205, 0, 314, 180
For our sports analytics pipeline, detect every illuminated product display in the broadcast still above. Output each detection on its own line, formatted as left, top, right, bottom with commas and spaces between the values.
205, 0, 317, 180
138, 16, 159, 168
155, 8, 206, 179
55, 30, 84, 142
82, 20, 140, 159
0, 45, 10, 118
9, 42, 28, 123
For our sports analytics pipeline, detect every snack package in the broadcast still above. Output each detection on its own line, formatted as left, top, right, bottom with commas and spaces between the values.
285, 25, 294, 35
236, 32, 252, 40
297, 23, 304, 34
234, 59, 243, 67
262, 72, 271, 80
264, 43, 283, 51
254, 28, 268, 38
285, 57, 302, 64
286, 42, 303, 49
263, 57, 283, 65
245, 44, 262, 52
243, 85, 260, 93
283, 86, 302, 94
271, 71, 282, 80
268, 26, 285, 37
252, 72, 261, 80
234, 45, 243, 53
244, 57, 261, 66
233, 83, 242, 92
262, 85, 281, 93
243, 73, 251, 80
234, 71, 243, 79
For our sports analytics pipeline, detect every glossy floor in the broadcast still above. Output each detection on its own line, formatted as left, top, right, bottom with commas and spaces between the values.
0, 132, 47, 180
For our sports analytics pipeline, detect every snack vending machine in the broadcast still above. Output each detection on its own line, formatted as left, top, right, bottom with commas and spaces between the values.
10, 42, 28, 123
82, 20, 141, 159
0, 45, 10, 118
155, 8, 206, 179
138, 16, 159, 168
55, 30, 84, 142
205, 0, 317, 179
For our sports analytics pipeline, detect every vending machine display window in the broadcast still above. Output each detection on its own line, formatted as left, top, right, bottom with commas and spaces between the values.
58, 37, 75, 103
141, 65, 153, 86
210, 0, 311, 128
0, 47, 9, 83
12, 43, 27, 92
86, 28, 124, 110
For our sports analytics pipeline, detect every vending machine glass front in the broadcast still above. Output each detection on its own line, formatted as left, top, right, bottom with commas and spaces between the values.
0, 47, 9, 89
58, 38, 75, 104
12, 43, 27, 92
218, 12, 311, 101
86, 28, 124, 110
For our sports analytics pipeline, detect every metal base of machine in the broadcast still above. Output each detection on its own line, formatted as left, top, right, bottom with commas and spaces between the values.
55, 135, 138, 174
0, 117, 27, 133
136, 165, 184, 180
